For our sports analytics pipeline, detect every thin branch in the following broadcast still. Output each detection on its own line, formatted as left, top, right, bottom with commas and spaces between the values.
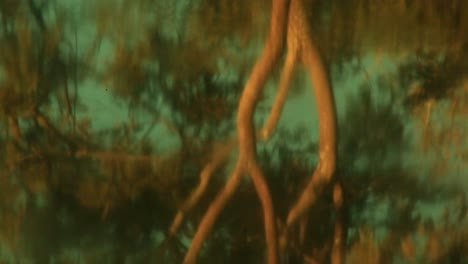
168, 138, 236, 238
139, 99, 183, 141
183, 160, 244, 264
261, 46, 297, 140
247, 162, 279, 264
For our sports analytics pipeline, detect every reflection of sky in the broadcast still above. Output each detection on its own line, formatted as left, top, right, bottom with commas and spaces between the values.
78, 79, 126, 129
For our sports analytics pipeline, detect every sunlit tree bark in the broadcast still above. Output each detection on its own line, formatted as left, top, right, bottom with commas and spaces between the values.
182, 0, 290, 263
259, 0, 339, 261
182, 0, 339, 262
281, 0, 337, 231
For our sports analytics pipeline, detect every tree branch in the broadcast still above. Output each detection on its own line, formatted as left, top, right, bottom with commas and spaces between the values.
285, 0, 337, 229
261, 47, 297, 140
183, 0, 290, 263
183, 160, 244, 264
234, 0, 290, 263
169, 138, 236, 238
